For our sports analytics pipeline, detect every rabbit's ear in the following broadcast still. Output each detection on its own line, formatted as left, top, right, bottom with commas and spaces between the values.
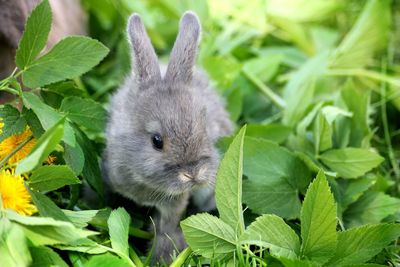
127, 14, 161, 85
165, 11, 201, 84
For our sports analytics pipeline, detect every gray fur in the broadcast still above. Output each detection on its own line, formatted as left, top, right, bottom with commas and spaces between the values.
103, 11, 233, 263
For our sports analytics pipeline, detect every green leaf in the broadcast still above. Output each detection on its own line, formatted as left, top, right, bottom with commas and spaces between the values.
29, 189, 71, 222
329, 0, 391, 69
5, 210, 97, 246
181, 213, 236, 259
15, 0, 52, 69
319, 148, 384, 178
108, 207, 130, 256
339, 177, 376, 209
344, 191, 400, 228
240, 214, 300, 259
301, 171, 337, 264
0, 218, 32, 267
64, 142, 85, 175
54, 237, 108, 254
30, 246, 68, 267
246, 124, 291, 144
85, 253, 128, 267
15, 117, 64, 175
0, 105, 27, 142
23, 36, 109, 88
62, 210, 98, 228
327, 224, 400, 266
243, 54, 283, 83
28, 165, 80, 192
277, 256, 321, 267
243, 137, 311, 219
340, 80, 371, 147
314, 112, 332, 153
22, 92, 75, 146
60, 96, 107, 133
215, 125, 246, 236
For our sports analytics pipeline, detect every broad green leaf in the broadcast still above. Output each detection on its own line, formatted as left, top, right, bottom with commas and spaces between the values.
28, 165, 80, 192
226, 87, 242, 122
30, 246, 68, 267
327, 224, 400, 266
243, 137, 311, 219
85, 253, 128, 267
5, 210, 97, 246
108, 207, 130, 256
203, 56, 242, 91
15, 117, 64, 175
283, 52, 329, 126
0, 218, 32, 267
340, 80, 371, 147
15, 0, 52, 69
278, 256, 321, 267
60, 96, 107, 133
22, 92, 75, 146
314, 112, 332, 153
339, 177, 376, 209
64, 142, 85, 175
329, 0, 391, 69
0, 105, 27, 142
319, 148, 384, 179
62, 210, 98, 228
246, 124, 291, 144
301, 171, 337, 264
74, 127, 104, 198
240, 214, 300, 259
181, 213, 236, 259
215, 125, 246, 235
29, 189, 71, 222
23, 36, 109, 88
243, 54, 283, 83
54, 237, 108, 254
344, 191, 400, 228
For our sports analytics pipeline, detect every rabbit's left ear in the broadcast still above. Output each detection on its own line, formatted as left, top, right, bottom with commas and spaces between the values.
165, 11, 201, 84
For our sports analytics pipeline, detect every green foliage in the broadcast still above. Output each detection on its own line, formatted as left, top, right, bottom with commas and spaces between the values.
0, 0, 399, 266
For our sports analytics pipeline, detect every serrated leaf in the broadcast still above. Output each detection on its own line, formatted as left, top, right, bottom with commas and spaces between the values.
64, 142, 85, 175
5, 210, 97, 246
319, 148, 384, 179
60, 96, 107, 133
15, 0, 52, 69
327, 224, 400, 266
240, 214, 300, 259
301, 171, 337, 264
15, 117, 64, 175
344, 191, 400, 228
28, 165, 80, 192
243, 137, 311, 219
107, 207, 130, 256
0, 105, 27, 142
181, 213, 236, 259
29, 189, 70, 222
215, 125, 246, 236
329, 0, 391, 69
23, 36, 109, 88
277, 256, 321, 267
22, 92, 75, 146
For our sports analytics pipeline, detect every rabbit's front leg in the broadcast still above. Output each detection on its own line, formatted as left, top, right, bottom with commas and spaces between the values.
152, 192, 189, 263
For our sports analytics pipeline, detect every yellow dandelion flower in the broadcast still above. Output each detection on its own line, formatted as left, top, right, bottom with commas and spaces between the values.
0, 169, 37, 215
0, 127, 36, 165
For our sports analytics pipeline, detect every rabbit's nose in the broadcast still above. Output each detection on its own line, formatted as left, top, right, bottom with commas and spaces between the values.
178, 172, 194, 182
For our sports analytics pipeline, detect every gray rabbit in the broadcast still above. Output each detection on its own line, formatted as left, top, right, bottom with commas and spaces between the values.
103, 11, 233, 263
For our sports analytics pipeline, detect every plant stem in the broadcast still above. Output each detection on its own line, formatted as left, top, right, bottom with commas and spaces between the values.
170, 247, 192, 267
129, 248, 143, 267
0, 135, 34, 168
242, 68, 286, 109
129, 226, 153, 240
326, 68, 400, 87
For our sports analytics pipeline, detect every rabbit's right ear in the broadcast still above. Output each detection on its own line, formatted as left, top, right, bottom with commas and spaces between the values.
127, 14, 161, 86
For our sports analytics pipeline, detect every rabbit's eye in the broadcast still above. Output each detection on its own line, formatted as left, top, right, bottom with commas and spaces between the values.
151, 133, 163, 150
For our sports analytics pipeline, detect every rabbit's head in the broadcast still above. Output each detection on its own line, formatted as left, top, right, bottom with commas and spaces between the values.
123, 12, 219, 196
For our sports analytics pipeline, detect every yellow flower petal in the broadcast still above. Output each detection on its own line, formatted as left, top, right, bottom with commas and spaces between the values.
0, 169, 37, 215
0, 127, 36, 165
